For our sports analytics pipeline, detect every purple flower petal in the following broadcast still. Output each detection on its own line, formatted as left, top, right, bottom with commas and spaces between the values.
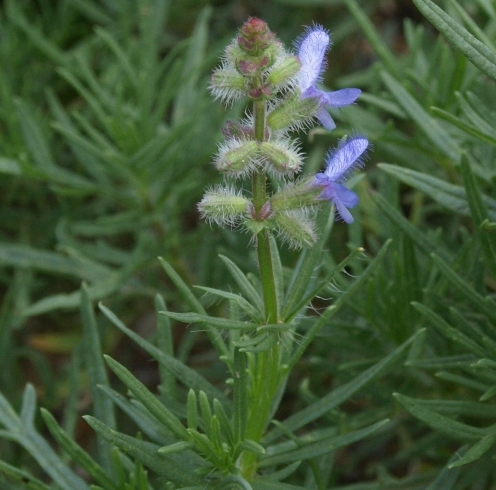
296, 26, 330, 93
323, 88, 361, 107
316, 107, 336, 131
324, 137, 368, 181
333, 183, 359, 207
312, 136, 369, 225
334, 200, 355, 223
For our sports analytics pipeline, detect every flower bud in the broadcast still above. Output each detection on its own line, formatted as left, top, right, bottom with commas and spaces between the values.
238, 18, 275, 55
273, 210, 317, 249
214, 139, 259, 177
198, 186, 250, 226
267, 55, 301, 89
267, 91, 319, 131
259, 140, 302, 175
270, 179, 323, 211
210, 67, 246, 105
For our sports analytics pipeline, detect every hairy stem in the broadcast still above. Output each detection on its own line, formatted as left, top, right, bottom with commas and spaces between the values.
240, 99, 281, 480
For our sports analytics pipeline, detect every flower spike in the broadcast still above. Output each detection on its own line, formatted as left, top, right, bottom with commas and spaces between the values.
313, 136, 369, 223
295, 25, 362, 130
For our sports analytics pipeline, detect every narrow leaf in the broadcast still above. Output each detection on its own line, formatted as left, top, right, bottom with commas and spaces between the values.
413, 0, 496, 80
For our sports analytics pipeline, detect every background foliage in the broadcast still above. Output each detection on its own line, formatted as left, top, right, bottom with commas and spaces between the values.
0, 0, 495, 488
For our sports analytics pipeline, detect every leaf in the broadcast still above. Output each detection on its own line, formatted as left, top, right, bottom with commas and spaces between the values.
286, 239, 393, 371
0, 460, 53, 490
97, 385, 173, 445
0, 244, 111, 281
380, 71, 461, 163
40, 409, 119, 490
158, 257, 229, 358
411, 302, 486, 357
260, 419, 389, 467
394, 393, 486, 441
195, 286, 263, 322
233, 348, 248, 443
431, 106, 496, 147
372, 192, 453, 262
430, 253, 496, 324
344, 0, 398, 74
283, 207, 333, 320
264, 329, 422, 444
413, 0, 496, 80
80, 284, 115, 472
378, 164, 496, 220
0, 385, 90, 490
449, 431, 496, 467
162, 311, 259, 331
283, 247, 363, 322
83, 416, 203, 486
0, 158, 22, 176
460, 153, 496, 278
23, 270, 126, 316
99, 304, 230, 407
219, 255, 264, 313
104, 356, 189, 440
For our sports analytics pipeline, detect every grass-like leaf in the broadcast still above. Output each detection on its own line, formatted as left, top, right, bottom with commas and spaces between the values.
413, 0, 496, 80
83, 416, 203, 486
265, 329, 422, 444
99, 303, 230, 407
260, 419, 389, 467
394, 393, 488, 441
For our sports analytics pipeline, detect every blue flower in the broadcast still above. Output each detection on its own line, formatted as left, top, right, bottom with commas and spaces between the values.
295, 25, 361, 131
314, 136, 368, 223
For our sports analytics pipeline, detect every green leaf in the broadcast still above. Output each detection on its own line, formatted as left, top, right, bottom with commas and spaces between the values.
97, 385, 173, 445
219, 255, 264, 313
260, 419, 388, 467
412, 0, 496, 80
80, 284, 115, 472
372, 192, 453, 262
104, 356, 189, 440
394, 393, 487, 441
233, 348, 248, 443
23, 270, 126, 316
283, 247, 363, 322
158, 257, 229, 358
460, 153, 496, 278
195, 286, 263, 322
162, 311, 259, 331
425, 448, 465, 490
0, 157, 22, 176
99, 304, 230, 407
83, 416, 203, 486
283, 207, 333, 320
449, 431, 496, 467
265, 329, 421, 444
0, 460, 54, 490
0, 385, 90, 490
344, 0, 398, 74
40, 409, 119, 490
0, 244, 111, 281
431, 107, 496, 147
287, 239, 393, 371
411, 302, 486, 357
430, 253, 496, 324
380, 71, 461, 163
378, 164, 496, 220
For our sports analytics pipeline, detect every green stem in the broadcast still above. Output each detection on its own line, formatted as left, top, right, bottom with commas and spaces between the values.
239, 99, 281, 480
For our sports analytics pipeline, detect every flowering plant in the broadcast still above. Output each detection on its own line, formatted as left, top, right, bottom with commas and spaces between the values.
202, 18, 367, 252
